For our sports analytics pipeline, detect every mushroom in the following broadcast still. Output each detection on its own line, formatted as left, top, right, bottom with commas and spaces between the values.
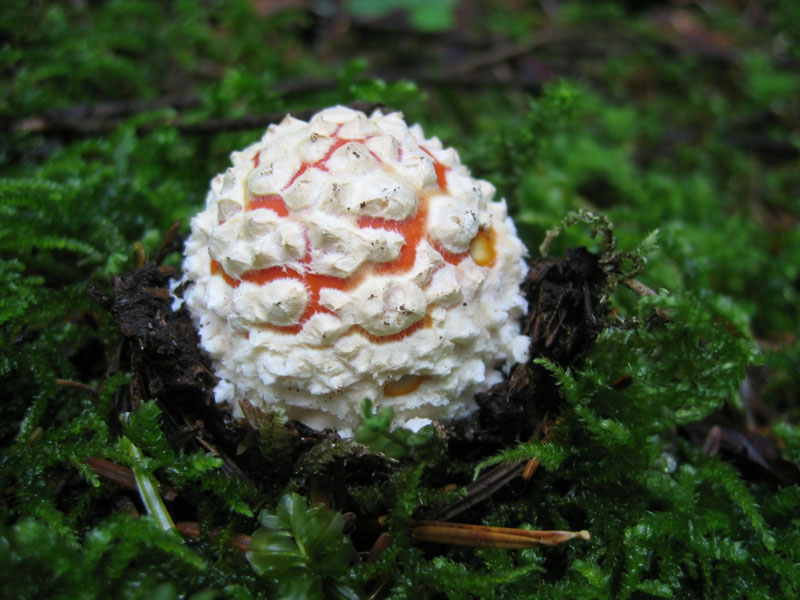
174, 106, 529, 437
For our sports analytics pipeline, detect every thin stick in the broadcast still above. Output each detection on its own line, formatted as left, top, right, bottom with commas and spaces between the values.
176, 521, 252, 552
55, 379, 99, 397
623, 278, 657, 297
427, 461, 524, 522
83, 456, 178, 501
411, 520, 589, 548
521, 457, 541, 481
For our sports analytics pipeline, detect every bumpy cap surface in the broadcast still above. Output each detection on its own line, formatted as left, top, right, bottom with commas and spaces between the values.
176, 106, 529, 436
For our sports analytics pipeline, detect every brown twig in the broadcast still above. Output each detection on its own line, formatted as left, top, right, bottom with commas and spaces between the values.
55, 378, 100, 397
521, 457, 541, 481
367, 531, 392, 563
155, 222, 183, 264
430, 417, 553, 521
83, 456, 178, 501
175, 521, 252, 552
702, 425, 723, 457
426, 461, 525, 522
12, 101, 384, 137
411, 520, 589, 548
623, 278, 658, 297
194, 434, 252, 481
448, 28, 577, 75
622, 278, 672, 321
12, 94, 201, 135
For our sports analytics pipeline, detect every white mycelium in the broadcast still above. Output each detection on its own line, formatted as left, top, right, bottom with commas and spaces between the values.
175, 106, 529, 436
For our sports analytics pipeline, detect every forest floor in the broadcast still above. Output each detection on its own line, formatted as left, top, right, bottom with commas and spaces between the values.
1, 2, 799, 599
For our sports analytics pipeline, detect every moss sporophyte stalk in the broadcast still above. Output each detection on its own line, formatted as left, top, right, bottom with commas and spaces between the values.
174, 106, 530, 436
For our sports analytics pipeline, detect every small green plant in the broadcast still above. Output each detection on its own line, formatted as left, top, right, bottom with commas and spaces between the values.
355, 398, 436, 459
246, 493, 360, 600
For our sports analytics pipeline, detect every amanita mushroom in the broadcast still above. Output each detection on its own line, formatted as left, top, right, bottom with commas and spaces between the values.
175, 106, 529, 436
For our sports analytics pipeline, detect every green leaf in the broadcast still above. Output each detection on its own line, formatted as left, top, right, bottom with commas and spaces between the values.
354, 397, 438, 460
246, 494, 358, 597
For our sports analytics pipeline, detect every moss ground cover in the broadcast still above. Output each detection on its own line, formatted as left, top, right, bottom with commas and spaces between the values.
1, 2, 798, 598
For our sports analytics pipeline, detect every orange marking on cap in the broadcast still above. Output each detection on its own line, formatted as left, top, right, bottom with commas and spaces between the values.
383, 374, 429, 397
428, 238, 469, 266
420, 146, 449, 192
259, 321, 304, 335
214, 133, 469, 339
239, 264, 363, 332
247, 193, 289, 217
433, 162, 448, 191
283, 125, 348, 190
239, 265, 304, 286
360, 313, 432, 344
358, 196, 429, 275
210, 259, 240, 288
469, 228, 496, 267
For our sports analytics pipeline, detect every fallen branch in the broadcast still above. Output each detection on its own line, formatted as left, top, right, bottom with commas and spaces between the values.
13, 101, 384, 137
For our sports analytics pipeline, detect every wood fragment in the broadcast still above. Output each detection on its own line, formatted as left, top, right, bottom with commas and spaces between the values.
155, 222, 183, 264
55, 378, 100, 397
14, 101, 383, 137
703, 425, 723, 457
176, 521, 252, 552
411, 520, 589, 548
623, 278, 658, 297
83, 456, 178, 501
426, 462, 524, 522
367, 532, 391, 563
611, 373, 633, 389
521, 457, 541, 481
681, 421, 800, 486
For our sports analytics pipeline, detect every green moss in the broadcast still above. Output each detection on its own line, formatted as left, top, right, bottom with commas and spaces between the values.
1, 1, 799, 598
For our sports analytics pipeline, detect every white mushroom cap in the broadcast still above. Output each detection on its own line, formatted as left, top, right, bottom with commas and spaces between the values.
174, 106, 529, 436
